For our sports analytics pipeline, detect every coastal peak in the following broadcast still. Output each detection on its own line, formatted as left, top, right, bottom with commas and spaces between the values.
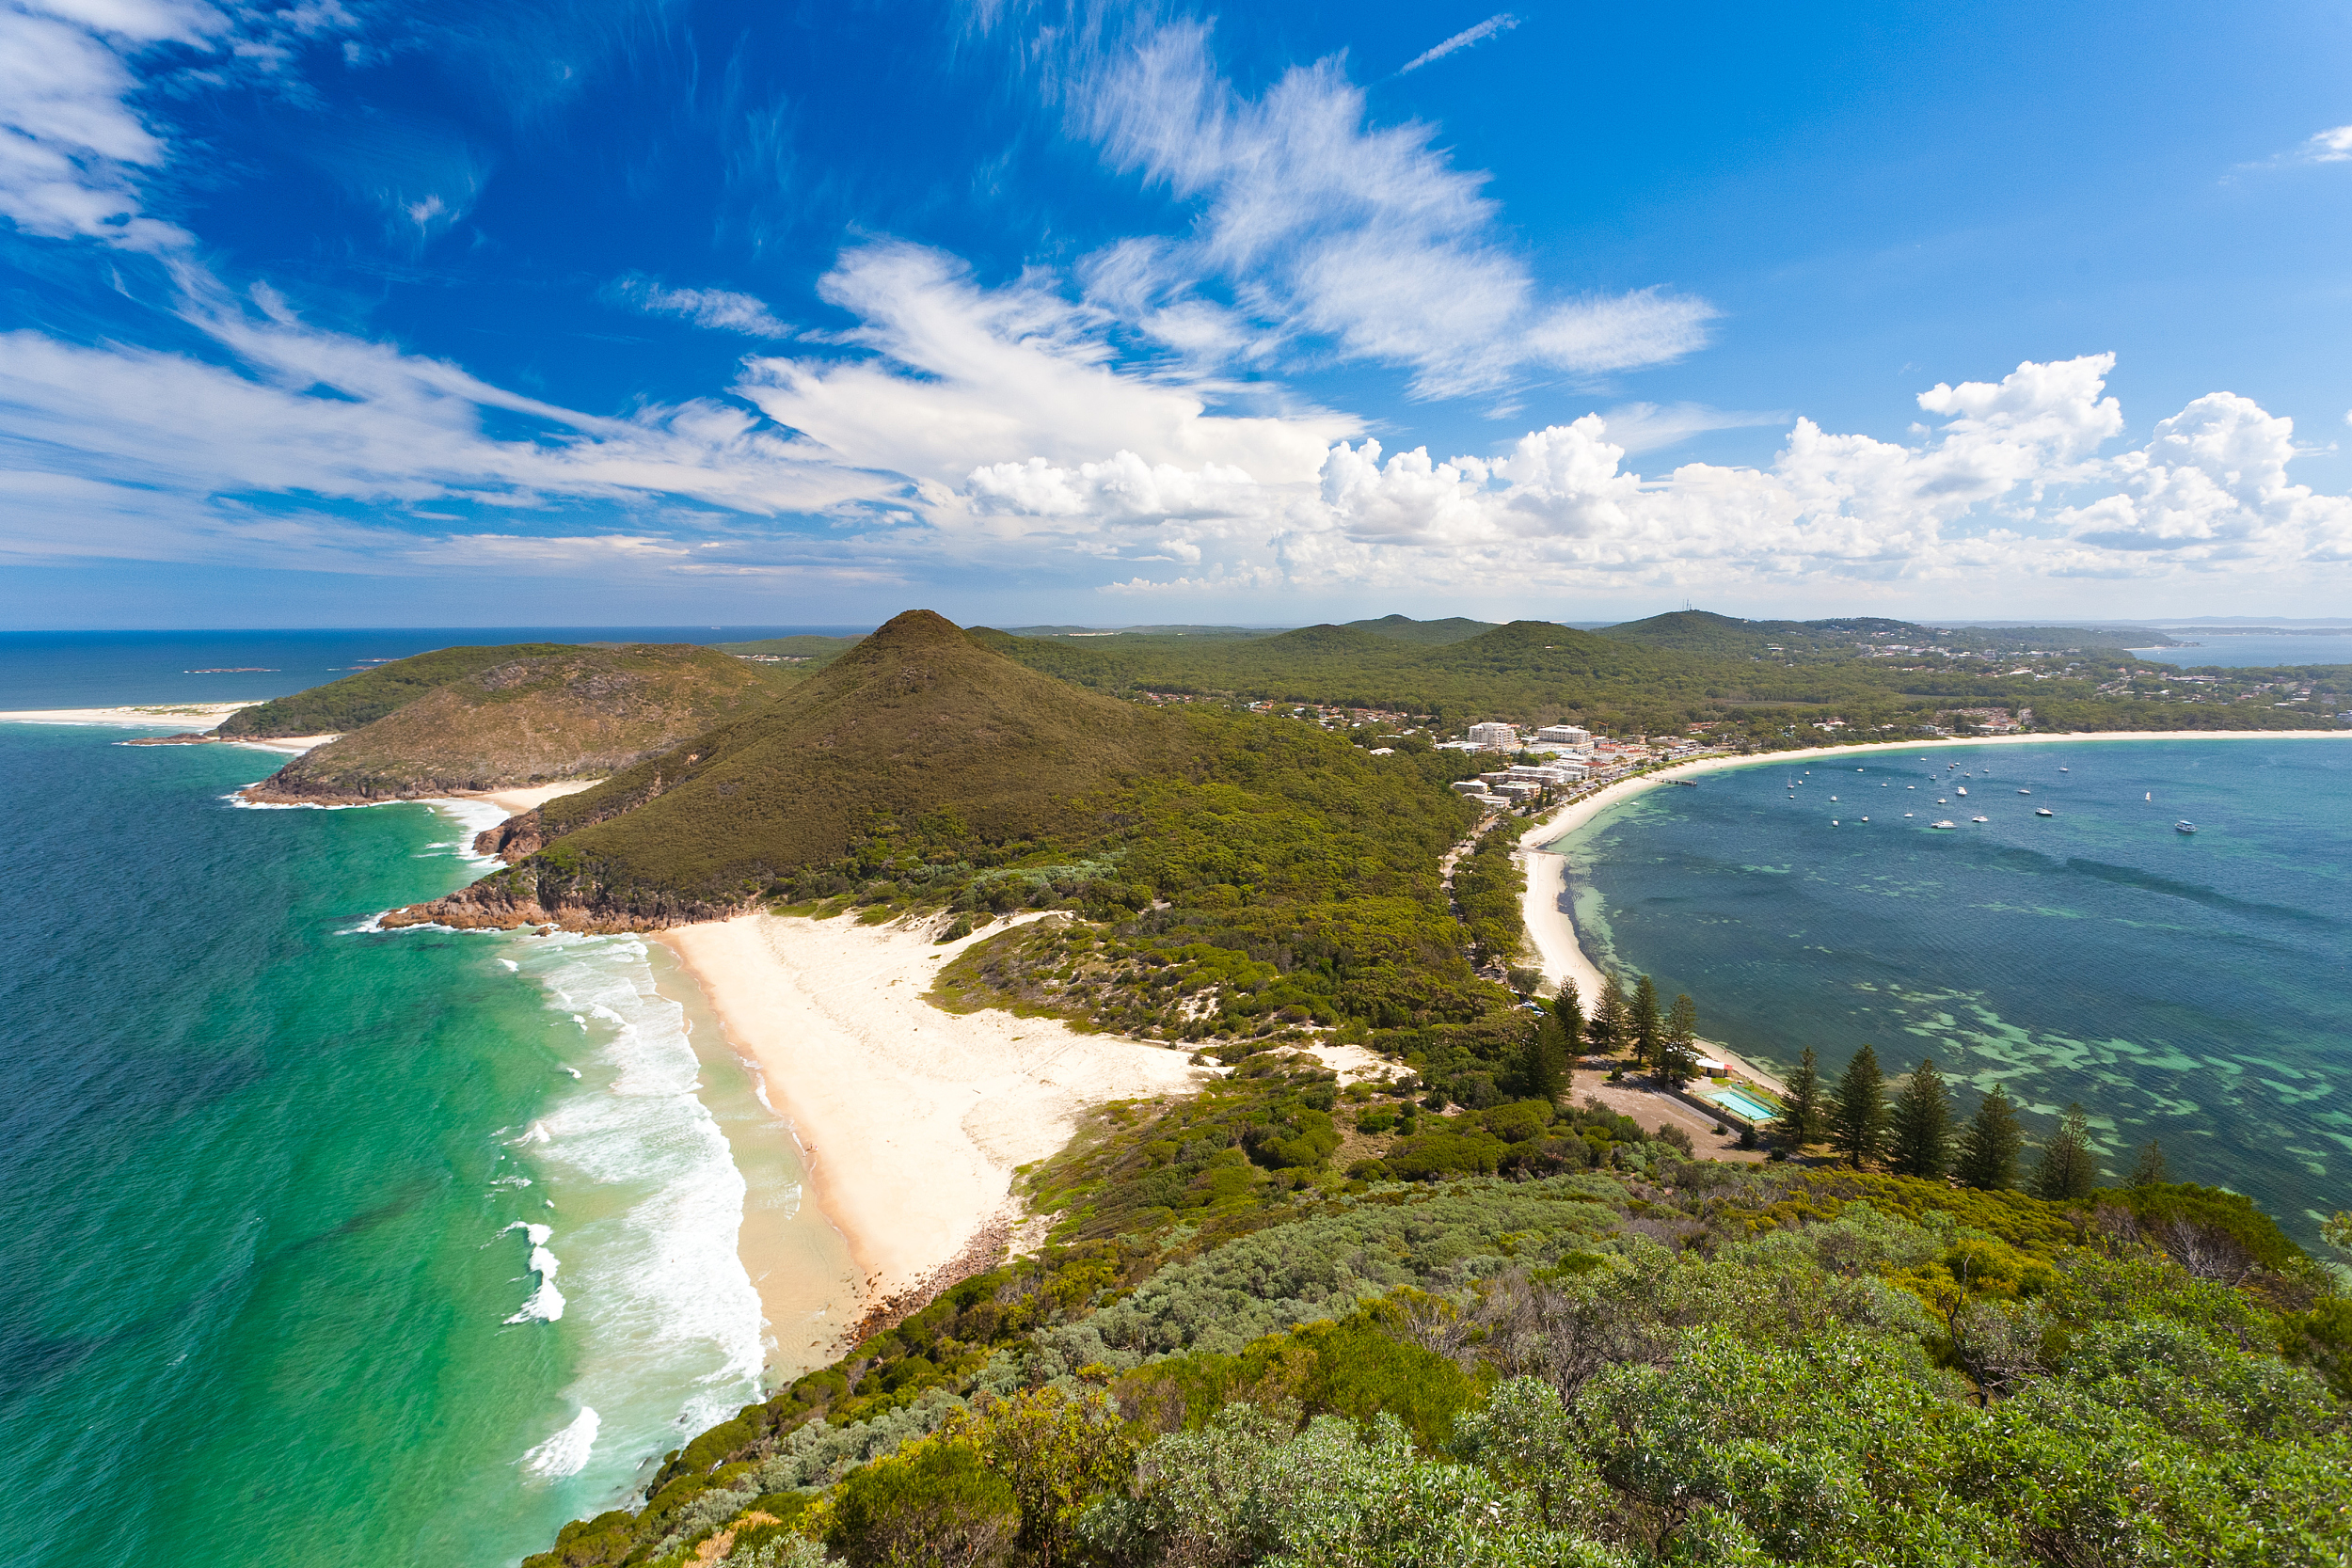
392, 609, 1188, 929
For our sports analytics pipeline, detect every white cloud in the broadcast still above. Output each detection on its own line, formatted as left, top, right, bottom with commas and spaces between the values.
2284, 124, 2352, 164
1397, 12, 1519, 75
735, 241, 1357, 491
608, 276, 796, 339
946, 354, 2352, 594
1073, 23, 1714, 398
0, 0, 360, 248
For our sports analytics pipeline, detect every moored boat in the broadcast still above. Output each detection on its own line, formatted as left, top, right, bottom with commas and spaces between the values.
2175, 820, 2197, 834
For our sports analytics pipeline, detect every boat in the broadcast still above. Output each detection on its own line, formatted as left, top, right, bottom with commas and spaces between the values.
1937, 798, 1947, 804
1955, 786, 1967, 796
2059, 767, 2069, 772
2035, 807, 2054, 817
1931, 819, 1956, 829
2175, 820, 2197, 834
2017, 788, 2031, 795
1972, 816, 1988, 823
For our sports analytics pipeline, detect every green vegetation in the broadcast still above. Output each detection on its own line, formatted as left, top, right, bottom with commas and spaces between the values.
714, 634, 866, 671
524, 1063, 2351, 1568
246, 643, 794, 801
214, 641, 578, 736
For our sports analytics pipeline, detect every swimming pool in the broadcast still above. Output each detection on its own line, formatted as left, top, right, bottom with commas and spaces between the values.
1703, 1085, 1780, 1122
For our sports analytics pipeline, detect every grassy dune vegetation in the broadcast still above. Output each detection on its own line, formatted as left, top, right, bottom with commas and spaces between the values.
524, 1058, 2352, 1568
245, 644, 796, 801
214, 641, 580, 736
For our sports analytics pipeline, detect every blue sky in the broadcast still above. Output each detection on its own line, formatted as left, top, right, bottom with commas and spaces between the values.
5, 0, 2352, 628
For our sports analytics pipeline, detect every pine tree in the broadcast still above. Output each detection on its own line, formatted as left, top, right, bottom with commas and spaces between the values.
1660, 993, 1700, 1089
1520, 1016, 1570, 1105
1549, 982, 1585, 1060
2030, 1102, 2102, 1200
1632, 974, 1663, 1074
1591, 974, 1631, 1058
2129, 1139, 2169, 1188
1828, 1044, 1888, 1169
1888, 1057, 1953, 1180
1955, 1086, 2024, 1191
1779, 1047, 1824, 1153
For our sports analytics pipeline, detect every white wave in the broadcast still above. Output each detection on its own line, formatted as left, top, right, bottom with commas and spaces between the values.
513, 1121, 553, 1146
519, 1406, 600, 1479
500, 935, 767, 1482
502, 1221, 566, 1323
501, 958, 520, 971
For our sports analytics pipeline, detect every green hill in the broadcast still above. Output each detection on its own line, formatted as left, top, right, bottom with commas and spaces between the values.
214, 642, 577, 736
1344, 613, 1500, 644
403, 610, 1197, 926
242, 644, 793, 803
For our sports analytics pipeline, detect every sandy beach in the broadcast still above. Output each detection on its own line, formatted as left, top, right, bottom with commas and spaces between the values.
454, 780, 601, 816
658, 912, 1209, 1317
0, 702, 258, 727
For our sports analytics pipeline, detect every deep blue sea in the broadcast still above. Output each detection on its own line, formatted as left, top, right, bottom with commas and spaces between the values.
0, 634, 850, 1568
2128, 633, 2352, 668
1548, 739, 2352, 1239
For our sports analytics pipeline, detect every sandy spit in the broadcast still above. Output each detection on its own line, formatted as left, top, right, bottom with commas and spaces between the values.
1516, 728, 2352, 1095
658, 912, 1210, 1315
451, 780, 602, 816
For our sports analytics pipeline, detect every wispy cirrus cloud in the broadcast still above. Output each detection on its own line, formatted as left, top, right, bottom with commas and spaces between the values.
1071, 23, 1716, 399
1396, 12, 1519, 75
2233, 123, 2352, 173
606, 275, 797, 339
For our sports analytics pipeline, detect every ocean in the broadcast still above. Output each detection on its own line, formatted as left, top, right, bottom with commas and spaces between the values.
1547, 739, 2352, 1240
2127, 633, 2352, 669
0, 633, 850, 1568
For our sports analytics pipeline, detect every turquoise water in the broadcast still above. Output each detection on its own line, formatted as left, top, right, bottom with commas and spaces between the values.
1549, 739, 2352, 1239
0, 717, 827, 1566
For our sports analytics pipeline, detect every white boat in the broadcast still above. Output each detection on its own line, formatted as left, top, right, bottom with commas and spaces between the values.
1972, 815, 1988, 823
2035, 807, 2054, 817
2018, 788, 2031, 795
1955, 786, 1967, 796
1931, 819, 1956, 829
2059, 767, 2069, 772
2175, 820, 2197, 834
1937, 798, 1947, 804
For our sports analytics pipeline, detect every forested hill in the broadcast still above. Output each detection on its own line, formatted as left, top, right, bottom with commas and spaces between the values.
214, 641, 579, 736
389, 610, 1194, 927
241, 643, 795, 803
971, 613, 2343, 740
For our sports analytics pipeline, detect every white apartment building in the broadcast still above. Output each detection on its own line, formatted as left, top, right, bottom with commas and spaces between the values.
1466, 721, 1519, 749
1536, 724, 1592, 746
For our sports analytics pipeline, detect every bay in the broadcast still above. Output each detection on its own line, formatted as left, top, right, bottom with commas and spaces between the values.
1548, 738, 2352, 1240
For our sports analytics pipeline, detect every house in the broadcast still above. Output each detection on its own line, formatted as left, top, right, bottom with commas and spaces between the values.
1535, 724, 1591, 747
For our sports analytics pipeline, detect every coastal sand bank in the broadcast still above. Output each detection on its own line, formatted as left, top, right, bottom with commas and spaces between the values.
658, 912, 1209, 1317
1516, 728, 2352, 1095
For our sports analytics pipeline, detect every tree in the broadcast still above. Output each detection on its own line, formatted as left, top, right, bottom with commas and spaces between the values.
2129, 1139, 2169, 1188
2030, 1102, 2101, 1200
1778, 1047, 1824, 1154
1828, 1044, 1888, 1169
1632, 974, 1663, 1074
1549, 982, 1584, 1058
1659, 994, 1700, 1090
1888, 1057, 1953, 1180
1955, 1086, 2024, 1191
1589, 974, 1631, 1058
1519, 1016, 1570, 1106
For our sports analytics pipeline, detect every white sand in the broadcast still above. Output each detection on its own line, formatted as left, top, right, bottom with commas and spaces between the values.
0, 702, 257, 726
658, 912, 1209, 1309
455, 780, 602, 816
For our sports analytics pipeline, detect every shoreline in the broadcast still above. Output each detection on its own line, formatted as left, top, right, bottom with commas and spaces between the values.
1516, 727, 2352, 1095
655, 912, 1208, 1334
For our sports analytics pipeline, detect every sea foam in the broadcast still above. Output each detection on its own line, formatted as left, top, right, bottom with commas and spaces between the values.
518, 1406, 601, 1480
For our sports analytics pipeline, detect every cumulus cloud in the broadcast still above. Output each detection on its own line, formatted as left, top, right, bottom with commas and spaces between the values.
1073, 23, 1714, 397
1396, 13, 1519, 75
608, 276, 796, 339
944, 354, 2352, 594
2272, 124, 2352, 166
